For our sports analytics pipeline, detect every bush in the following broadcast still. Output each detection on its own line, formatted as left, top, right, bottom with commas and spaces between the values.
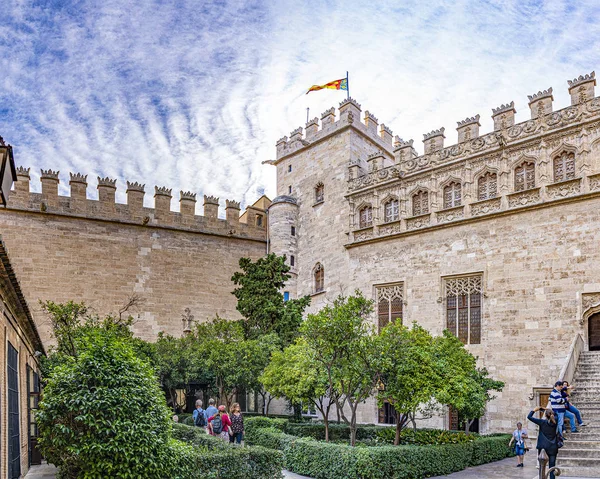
375, 427, 478, 445
244, 416, 287, 434
37, 333, 174, 479
246, 420, 514, 479
172, 423, 285, 479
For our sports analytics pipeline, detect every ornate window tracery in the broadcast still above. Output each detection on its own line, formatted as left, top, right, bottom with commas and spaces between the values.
384, 199, 399, 223
359, 206, 373, 228
515, 162, 535, 191
315, 183, 324, 203
443, 182, 462, 209
445, 276, 482, 344
553, 152, 576, 182
477, 172, 497, 201
376, 284, 403, 332
412, 190, 429, 216
314, 263, 324, 293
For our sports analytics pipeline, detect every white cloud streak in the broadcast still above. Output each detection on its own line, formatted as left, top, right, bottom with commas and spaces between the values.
1, 0, 600, 211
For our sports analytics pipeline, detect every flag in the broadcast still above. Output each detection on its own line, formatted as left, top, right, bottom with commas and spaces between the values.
306, 78, 348, 94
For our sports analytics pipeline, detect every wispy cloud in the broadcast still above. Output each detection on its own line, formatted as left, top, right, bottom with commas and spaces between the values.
2, 0, 600, 211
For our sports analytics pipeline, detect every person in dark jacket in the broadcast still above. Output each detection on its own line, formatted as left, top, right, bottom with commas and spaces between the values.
528, 406, 560, 479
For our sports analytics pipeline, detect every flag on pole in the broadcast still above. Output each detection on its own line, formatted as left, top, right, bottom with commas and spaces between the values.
306, 78, 348, 94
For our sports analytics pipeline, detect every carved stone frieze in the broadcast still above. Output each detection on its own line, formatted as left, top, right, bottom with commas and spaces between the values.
406, 214, 430, 231
353, 227, 374, 242
583, 293, 600, 312
471, 197, 502, 216
507, 188, 541, 208
436, 205, 464, 223
546, 178, 582, 199
588, 173, 600, 192
378, 221, 402, 236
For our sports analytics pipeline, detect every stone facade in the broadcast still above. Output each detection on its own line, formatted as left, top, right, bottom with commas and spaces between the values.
0, 175, 269, 344
268, 72, 600, 432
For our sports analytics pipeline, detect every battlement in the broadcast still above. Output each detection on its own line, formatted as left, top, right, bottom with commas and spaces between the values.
9, 169, 269, 242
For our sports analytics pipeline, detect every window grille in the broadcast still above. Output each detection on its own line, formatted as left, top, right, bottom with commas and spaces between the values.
384, 199, 399, 222
478, 173, 497, 201
412, 190, 429, 216
445, 276, 482, 344
553, 152, 576, 182
314, 263, 324, 293
443, 182, 462, 209
515, 162, 535, 191
376, 284, 403, 332
359, 206, 373, 228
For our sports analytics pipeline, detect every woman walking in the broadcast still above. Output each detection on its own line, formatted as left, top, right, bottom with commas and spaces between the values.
508, 421, 528, 467
208, 405, 233, 441
528, 406, 560, 479
229, 402, 245, 444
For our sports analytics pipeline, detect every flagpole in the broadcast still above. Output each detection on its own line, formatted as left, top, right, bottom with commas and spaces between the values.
346, 71, 349, 99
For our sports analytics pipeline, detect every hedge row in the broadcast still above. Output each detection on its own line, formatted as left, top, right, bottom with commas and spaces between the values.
244, 418, 513, 479
171, 423, 284, 479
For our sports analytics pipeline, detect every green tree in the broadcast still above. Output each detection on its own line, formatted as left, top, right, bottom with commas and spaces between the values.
301, 291, 380, 446
434, 331, 504, 433
232, 254, 310, 345
378, 321, 439, 445
260, 338, 337, 441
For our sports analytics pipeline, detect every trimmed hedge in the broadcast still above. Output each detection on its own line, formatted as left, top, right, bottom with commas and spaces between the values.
171, 423, 284, 479
245, 418, 514, 479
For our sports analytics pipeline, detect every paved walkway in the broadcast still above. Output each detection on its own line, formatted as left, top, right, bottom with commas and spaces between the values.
24, 463, 57, 479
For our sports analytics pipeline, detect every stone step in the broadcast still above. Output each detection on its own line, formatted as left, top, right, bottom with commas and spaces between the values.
561, 440, 600, 449
557, 457, 600, 468
558, 447, 600, 458
564, 432, 600, 441
559, 466, 600, 478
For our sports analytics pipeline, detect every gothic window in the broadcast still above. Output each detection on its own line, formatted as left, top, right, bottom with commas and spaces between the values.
256, 214, 263, 227
412, 190, 429, 216
314, 263, 324, 293
383, 199, 399, 223
359, 206, 373, 228
443, 182, 462, 209
478, 173, 497, 201
553, 152, 576, 182
376, 284, 403, 332
445, 275, 482, 345
315, 183, 324, 204
514, 162, 535, 191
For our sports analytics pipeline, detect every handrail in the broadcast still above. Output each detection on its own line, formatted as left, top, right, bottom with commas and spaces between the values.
558, 333, 584, 383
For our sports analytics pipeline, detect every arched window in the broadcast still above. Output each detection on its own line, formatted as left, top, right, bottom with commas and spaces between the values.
290, 255, 295, 267
314, 263, 324, 293
315, 183, 324, 203
383, 199, 399, 222
412, 190, 429, 216
478, 172, 497, 201
443, 182, 462, 209
553, 152, 576, 182
515, 162, 535, 191
359, 206, 373, 228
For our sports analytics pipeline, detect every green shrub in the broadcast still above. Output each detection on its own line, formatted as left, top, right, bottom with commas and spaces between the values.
172, 423, 285, 479
375, 427, 478, 445
181, 414, 195, 427
244, 416, 288, 433
37, 333, 173, 479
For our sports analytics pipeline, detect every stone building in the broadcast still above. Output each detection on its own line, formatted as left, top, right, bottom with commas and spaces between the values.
0, 238, 45, 478
267, 72, 600, 433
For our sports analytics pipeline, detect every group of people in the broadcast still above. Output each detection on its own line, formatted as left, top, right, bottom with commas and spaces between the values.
192, 398, 245, 444
508, 380, 587, 478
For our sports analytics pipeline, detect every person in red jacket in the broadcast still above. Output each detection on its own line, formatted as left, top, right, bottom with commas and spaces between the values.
208, 405, 233, 441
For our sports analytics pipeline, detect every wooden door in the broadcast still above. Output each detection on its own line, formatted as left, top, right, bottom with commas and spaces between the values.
589, 313, 600, 351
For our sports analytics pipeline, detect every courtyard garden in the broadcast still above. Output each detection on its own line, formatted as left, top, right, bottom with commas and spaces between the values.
35, 254, 511, 478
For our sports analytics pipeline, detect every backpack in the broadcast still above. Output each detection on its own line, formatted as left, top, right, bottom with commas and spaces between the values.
194, 409, 207, 427
212, 415, 223, 434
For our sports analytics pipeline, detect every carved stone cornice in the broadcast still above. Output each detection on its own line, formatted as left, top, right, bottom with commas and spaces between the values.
507, 187, 541, 208
546, 177, 582, 199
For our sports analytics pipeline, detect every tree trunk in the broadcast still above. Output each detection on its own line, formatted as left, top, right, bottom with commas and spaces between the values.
411, 411, 417, 432
336, 403, 341, 424
349, 403, 359, 447
465, 419, 474, 434
265, 394, 273, 415
394, 413, 402, 446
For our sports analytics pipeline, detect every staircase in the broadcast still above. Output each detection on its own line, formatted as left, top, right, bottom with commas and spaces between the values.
559, 350, 600, 478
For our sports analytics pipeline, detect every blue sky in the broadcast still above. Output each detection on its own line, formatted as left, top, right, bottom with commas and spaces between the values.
2, 0, 600, 211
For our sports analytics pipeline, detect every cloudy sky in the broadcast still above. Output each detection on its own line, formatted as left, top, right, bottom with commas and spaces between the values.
2, 0, 600, 211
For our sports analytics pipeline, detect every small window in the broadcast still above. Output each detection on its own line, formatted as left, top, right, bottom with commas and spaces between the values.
359, 206, 373, 228
291, 226, 296, 236
283, 292, 290, 301
412, 190, 429, 216
290, 255, 295, 267
256, 214, 263, 227
383, 199, 399, 222
515, 162, 535, 191
443, 182, 461, 209
314, 263, 324, 293
288, 165, 292, 173
288, 185, 292, 194
478, 173, 497, 201
315, 183, 324, 203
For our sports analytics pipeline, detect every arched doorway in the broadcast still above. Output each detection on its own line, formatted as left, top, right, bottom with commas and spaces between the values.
589, 312, 600, 351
